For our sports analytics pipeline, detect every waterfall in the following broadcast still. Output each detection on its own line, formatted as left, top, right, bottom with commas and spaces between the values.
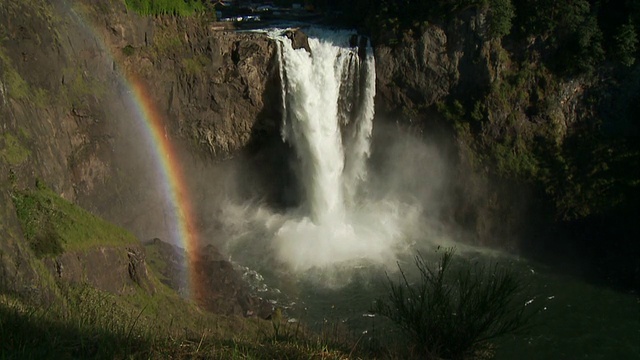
272, 29, 376, 225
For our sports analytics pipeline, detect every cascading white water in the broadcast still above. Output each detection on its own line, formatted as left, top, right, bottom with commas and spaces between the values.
273, 29, 376, 224
219, 28, 431, 276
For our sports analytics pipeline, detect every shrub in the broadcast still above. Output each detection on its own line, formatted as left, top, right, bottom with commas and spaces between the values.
374, 248, 535, 359
122, 44, 135, 56
488, 0, 515, 39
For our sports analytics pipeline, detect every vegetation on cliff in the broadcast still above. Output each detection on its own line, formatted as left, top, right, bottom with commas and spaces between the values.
124, 0, 205, 16
323, 0, 639, 288
2, 182, 354, 359
325, 0, 638, 72
11, 182, 137, 257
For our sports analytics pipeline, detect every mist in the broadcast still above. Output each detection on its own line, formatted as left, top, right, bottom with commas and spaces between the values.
193, 30, 460, 288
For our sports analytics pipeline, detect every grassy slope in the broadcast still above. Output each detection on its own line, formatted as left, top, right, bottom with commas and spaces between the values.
11, 183, 137, 257
1, 184, 353, 359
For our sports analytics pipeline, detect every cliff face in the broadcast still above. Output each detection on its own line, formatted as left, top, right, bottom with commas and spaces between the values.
0, 0, 281, 311
374, 9, 525, 247
375, 9, 495, 118
374, 7, 638, 288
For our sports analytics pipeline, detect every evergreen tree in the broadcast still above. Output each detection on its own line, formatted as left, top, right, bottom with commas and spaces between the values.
614, 21, 638, 67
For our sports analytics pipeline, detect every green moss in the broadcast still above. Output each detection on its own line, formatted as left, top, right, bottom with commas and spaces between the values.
11, 183, 137, 257
59, 67, 105, 107
32, 87, 51, 109
181, 54, 210, 76
0, 47, 54, 107
0, 50, 30, 101
122, 44, 135, 56
0, 133, 31, 166
149, 23, 184, 58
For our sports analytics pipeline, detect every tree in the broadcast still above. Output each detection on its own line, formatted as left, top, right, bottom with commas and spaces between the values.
488, 0, 515, 39
613, 21, 638, 67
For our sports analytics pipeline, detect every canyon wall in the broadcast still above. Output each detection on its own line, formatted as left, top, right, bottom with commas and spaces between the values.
0, 0, 281, 312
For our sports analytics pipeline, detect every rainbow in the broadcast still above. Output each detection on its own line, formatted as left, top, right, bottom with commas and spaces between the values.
65, 4, 201, 298
126, 75, 201, 298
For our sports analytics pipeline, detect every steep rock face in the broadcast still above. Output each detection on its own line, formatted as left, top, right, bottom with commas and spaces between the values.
44, 245, 155, 295
375, 27, 456, 116
0, 0, 281, 309
373, 9, 516, 246
95, 9, 281, 157
371, 8, 588, 248
375, 8, 496, 120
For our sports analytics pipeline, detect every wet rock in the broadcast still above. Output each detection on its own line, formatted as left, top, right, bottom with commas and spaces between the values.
284, 29, 311, 53
145, 239, 274, 319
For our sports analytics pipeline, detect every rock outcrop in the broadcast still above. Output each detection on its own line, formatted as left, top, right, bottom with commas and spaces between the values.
44, 245, 155, 295
145, 238, 273, 318
374, 8, 496, 121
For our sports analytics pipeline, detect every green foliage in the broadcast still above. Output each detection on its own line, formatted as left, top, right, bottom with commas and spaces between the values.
375, 249, 534, 359
492, 140, 540, 179
613, 21, 638, 67
488, 0, 515, 39
511, 0, 606, 76
11, 183, 137, 257
122, 44, 136, 56
0, 133, 31, 166
124, 0, 205, 16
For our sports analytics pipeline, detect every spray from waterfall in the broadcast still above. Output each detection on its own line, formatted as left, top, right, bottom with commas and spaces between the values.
217, 29, 448, 281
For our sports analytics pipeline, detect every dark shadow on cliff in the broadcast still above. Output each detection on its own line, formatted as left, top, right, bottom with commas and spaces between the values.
239, 46, 299, 211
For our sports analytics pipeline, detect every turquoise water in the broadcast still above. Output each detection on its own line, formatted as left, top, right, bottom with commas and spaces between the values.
493, 268, 640, 360
267, 253, 640, 359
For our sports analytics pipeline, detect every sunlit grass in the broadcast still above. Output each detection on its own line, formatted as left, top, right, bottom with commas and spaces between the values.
124, 0, 205, 16
11, 182, 137, 257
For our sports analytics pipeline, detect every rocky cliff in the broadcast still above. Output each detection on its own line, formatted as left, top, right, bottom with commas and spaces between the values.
0, 0, 282, 313
374, 6, 639, 288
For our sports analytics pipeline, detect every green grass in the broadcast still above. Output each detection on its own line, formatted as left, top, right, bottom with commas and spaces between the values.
0, 133, 31, 166
0, 278, 353, 359
124, 0, 205, 16
3, 182, 355, 358
11, 182, 137, 257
